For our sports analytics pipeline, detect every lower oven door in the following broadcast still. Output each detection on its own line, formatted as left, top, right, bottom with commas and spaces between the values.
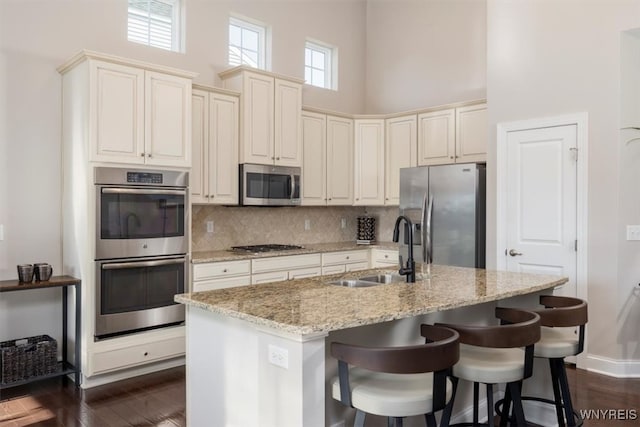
95, 255, 186, 339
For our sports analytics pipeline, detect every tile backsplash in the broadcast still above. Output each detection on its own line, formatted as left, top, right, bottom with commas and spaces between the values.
191, 205, 399, 252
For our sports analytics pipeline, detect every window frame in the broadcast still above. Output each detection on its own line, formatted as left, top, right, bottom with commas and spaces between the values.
127, 0, 184, 52
228, 16, 268, 70
304, 40, 336, 90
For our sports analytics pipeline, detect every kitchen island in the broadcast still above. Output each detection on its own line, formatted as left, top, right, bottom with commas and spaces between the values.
175, 265, 567, 427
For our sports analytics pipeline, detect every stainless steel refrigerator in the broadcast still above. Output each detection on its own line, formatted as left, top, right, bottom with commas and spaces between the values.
399, 163, 486, 269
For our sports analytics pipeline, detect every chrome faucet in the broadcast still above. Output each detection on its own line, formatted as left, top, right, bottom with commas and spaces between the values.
392, 215, 416, 283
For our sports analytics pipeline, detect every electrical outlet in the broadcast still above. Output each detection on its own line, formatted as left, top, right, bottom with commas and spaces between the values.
0, 224, 3, 241
627, 225, 640, 240
206, 221, 214, 233
304, 219, 311, 231
268, 344, 289, 369
341, 218, 346, 229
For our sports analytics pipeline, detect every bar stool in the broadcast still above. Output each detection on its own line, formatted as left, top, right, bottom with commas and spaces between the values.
437, 308, 541, 426
500, 295, 587, 427
331, 325, 460, 427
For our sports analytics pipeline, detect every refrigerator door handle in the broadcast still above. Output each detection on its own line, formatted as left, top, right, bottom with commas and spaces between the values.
422, 194, 434, 263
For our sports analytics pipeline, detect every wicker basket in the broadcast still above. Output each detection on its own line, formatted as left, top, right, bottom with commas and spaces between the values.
0, 335, 59, 384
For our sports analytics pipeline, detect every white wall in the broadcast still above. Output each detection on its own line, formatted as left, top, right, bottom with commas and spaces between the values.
0, 0, 367, 343
364, 0, 486, 114
486, 0, 640, 362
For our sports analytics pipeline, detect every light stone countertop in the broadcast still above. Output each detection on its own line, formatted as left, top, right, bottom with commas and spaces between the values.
191, 241, 399, 263
175, 264, 568, 336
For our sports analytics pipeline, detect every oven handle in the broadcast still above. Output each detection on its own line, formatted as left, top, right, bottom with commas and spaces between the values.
102, 258, 186, 270
290, 174, 295, 200
102, 188, 186, 196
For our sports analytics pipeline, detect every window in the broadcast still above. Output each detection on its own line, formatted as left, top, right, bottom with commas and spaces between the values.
305, 40, 335, 90
128, 0, 182, 52
229, 16, 267, 69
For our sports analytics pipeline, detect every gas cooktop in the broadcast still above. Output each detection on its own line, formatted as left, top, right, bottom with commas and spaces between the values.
230, 244, 304, 253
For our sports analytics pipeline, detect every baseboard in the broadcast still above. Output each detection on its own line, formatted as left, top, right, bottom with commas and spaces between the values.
80, 356, 185, 388
585, 354, 640, 378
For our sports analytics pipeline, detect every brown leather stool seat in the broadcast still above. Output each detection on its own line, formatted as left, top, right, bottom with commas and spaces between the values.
331, 325, 460, 427
499, 295, 588, 427
437, 307, 541, 426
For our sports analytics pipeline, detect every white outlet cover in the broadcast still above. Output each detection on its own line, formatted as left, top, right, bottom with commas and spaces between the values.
304, 219, 311, 230
627, 225, 640, 241
268, 344, 289, 369
206, 221, 214, 233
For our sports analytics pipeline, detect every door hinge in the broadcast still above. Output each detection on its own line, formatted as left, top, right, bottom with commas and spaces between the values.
570, 147, 578, 161
574, 239, 578, 251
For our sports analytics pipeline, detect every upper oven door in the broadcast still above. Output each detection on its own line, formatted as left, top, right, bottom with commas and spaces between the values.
96, 185, 188, 260
240, 163, 301, 206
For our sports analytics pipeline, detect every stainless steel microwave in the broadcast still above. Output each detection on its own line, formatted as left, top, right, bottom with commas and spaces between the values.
239, 164, 301, 206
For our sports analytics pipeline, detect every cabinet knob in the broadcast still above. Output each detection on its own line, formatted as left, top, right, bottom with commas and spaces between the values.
147, 153, 152, 158
144, 351, 149, 356
271, 157, 275, 160
450, 156, 454, 159
223, 268, 228, 272
329, 198, 332, 201
140, 153, 145, 157
384, 255, 389, 258
346, 256, 350, 260
276, 157, 280, 160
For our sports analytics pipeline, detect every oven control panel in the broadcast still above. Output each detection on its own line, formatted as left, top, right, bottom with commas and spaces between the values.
127, 172, 163, 184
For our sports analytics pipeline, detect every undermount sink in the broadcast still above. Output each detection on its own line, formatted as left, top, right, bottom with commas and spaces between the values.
357, 273, 406, 284
327, 279, 381, 288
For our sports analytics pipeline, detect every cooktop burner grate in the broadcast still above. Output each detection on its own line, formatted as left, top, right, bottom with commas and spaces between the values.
230, 244, 304, 253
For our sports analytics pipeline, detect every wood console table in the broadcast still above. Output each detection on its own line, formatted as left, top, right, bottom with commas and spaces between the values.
0, 275, 81, 389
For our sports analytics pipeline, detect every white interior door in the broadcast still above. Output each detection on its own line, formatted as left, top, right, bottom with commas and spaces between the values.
505, 125, 578, 298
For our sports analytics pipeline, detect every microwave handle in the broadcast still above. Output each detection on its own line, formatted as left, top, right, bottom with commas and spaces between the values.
102, 258, 185, 270
102, 188, 186, 196
290, 174, 295, 200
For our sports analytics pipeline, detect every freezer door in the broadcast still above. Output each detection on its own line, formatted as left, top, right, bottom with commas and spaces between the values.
429, 164, 479, 267
399, 166, 429, 264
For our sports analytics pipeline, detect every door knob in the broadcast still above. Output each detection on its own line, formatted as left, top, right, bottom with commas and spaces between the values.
508, 249, 523, 257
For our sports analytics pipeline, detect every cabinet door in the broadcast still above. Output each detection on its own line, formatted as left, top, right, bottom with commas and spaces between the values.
251, 271, 289, 285
274, 79, 302, 167
385, 115, 417, 205
301, 111, 327, 205
241, 71, 274, 164
354, 119, 385, 206
326, 116, 354, 205
456, 103, 487, 163
417, 109, 455, 166
90, 61, 145, 163
209, 92, 239, 204
145, 71, 192, 167
191, 90, 209, 204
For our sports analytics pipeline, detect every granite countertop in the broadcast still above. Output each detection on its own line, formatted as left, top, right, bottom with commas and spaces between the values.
175, 265, 567, 336
191, 241, 399, 263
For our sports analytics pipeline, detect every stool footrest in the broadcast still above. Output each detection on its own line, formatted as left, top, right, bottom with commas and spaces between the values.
495, 396, 584, 427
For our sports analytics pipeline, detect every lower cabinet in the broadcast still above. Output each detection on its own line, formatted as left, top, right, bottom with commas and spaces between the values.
192, 259, 251, 291
252, 253, 322, 284
322, 250, 370, 273
91, 335, 185, 375
371, 249, 399, 268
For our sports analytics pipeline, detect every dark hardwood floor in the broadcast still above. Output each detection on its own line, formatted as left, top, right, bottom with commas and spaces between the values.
1, 365, 639, 426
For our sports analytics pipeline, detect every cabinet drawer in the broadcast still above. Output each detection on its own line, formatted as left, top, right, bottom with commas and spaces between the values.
372, 249, 399, 265
91, 336, 185, 375
345, 261, 370, 272
322, 250, 369, 266
289, 266, 321, 280
252, 253, 321, 274
321, 265, 346, 276
193, 260, 251, 280
251, 270, 289, 285
192, 275, 251, 292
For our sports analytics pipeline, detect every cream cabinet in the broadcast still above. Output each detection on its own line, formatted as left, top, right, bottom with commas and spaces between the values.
301, 111, 354, 206
88, 60, 192, 167
251, 253, 322, 284
321, 250, 370, 274
220, 67, 302, 167
354, 119, 385, 206
385, 115, 417, 205
192, 260, 251, 291
371, 249, 399, 268
191, 86, 240, 205
418, 102, 487, 166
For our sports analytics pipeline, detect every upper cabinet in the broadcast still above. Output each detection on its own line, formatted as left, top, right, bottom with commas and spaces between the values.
418, 102, 487, 166
220, 67, 302, 167
385, 115, 417, 205
354, 119, 385, 206
301, 111, 353, 206
58, 51, 196, 168
191, 86, 240, 205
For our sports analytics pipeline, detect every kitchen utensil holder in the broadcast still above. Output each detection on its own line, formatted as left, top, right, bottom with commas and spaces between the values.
0, 335, 59, 385
357, 216, 376, 244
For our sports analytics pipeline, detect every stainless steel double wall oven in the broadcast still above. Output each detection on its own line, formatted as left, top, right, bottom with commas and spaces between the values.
94, 167, 188, 339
